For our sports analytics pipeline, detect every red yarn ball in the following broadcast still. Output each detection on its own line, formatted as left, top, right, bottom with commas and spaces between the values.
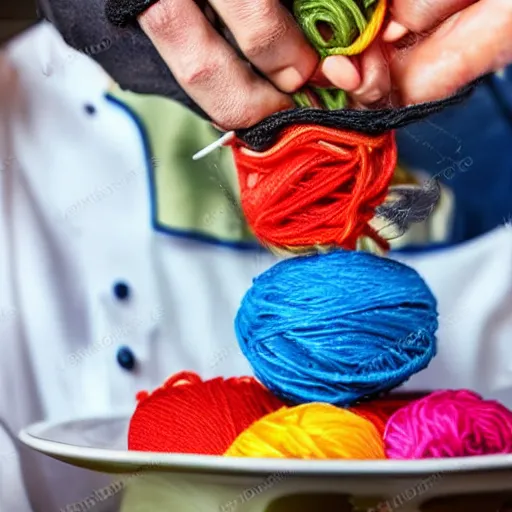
384, 389, 512, 459
128, 371, 285, 455
351, 393, 428, 436
352, 392, 430, 428
231, 125, 397, 251
349, 406, 386, 436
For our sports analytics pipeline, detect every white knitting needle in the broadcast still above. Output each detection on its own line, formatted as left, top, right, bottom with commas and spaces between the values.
192, 131, 236, 161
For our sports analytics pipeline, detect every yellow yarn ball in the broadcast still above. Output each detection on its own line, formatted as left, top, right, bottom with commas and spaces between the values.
225, 403, 385, 459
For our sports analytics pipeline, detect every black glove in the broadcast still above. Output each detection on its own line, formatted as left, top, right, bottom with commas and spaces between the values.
37, 0, 478, 149
36, 0, 206, 118
104, 0, 159, 26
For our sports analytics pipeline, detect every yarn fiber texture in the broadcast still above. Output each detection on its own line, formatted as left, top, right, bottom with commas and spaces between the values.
128, 371, 285, 455
292, 0, 386, 109
348, 406, 386, 436
384, 389, 512, 459
349, 394, 428, 435
376, 179, 441, 235
235, 250, 438, 406
231, 125, 397, 251
294, 0, 384, 58
225, 403, 385, 459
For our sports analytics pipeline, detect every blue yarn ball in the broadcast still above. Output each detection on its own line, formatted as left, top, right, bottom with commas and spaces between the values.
235, 250, 438, 406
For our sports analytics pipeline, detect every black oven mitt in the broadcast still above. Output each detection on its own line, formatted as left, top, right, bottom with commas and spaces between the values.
36, 0, 207, 118
36, 0, 478, 150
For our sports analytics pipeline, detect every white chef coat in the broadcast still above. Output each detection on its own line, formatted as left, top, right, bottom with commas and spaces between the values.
1, 21, 512, 512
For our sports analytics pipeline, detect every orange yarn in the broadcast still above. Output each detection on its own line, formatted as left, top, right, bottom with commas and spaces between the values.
231, 125, 397, 252
225, 403, 385, 459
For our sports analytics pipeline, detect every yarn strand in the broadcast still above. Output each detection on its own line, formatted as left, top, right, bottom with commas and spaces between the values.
292, 0, 386, 109
231, 124, 397, 251
294, 0, 384, 57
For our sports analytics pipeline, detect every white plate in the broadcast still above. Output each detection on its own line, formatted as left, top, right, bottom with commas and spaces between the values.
17, 413, 512, 475
19, 415, 512, 512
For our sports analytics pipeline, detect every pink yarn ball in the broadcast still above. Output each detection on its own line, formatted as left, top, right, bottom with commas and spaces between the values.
384, 389, 512, 459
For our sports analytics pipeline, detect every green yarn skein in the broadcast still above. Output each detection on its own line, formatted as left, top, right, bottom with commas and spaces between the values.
292, 0, 378, 110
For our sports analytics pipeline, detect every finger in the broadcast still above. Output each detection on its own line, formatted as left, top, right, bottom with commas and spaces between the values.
208, 0, 318, 93
382, 20, 409, 42
138, 0, 293, 129
390, 0, 512, 105
390, 0, 480, 34
320, 55, 362, 91
347, 42, 391, 106
308, 65, 334, 89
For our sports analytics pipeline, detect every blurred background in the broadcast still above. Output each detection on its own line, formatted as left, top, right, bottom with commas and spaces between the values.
0, 0, 37, 45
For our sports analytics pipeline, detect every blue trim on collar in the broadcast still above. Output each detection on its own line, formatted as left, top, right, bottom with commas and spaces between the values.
104, 93, 264, 252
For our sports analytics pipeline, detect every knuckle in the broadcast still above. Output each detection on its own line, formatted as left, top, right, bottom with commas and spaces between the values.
139, 0, 179, 37
240, 18, 289, 60
396, 0, 438, 33
214, 111, 251, 130
176, 59, 220, 87
213, 102, 260, 130
414, 0, 437, 17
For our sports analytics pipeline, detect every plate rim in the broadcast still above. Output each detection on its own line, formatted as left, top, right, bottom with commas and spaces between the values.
18, 414, 512, 476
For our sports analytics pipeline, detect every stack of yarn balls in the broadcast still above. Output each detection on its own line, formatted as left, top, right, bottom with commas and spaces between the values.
129, 373, 512, 460
128, 0, 512, 460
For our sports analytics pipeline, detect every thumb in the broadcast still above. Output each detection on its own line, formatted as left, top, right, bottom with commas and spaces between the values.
390, 0, 512, 104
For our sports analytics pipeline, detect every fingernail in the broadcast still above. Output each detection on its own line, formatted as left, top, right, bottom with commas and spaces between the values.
351, 83, 386, 105
274, 66, 308, 93
322, 56, 361, 91
382, 21, 409, 42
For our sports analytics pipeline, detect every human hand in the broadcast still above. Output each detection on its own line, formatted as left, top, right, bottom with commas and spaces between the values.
137, 0, 361, 129
327, 0, 512, 107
